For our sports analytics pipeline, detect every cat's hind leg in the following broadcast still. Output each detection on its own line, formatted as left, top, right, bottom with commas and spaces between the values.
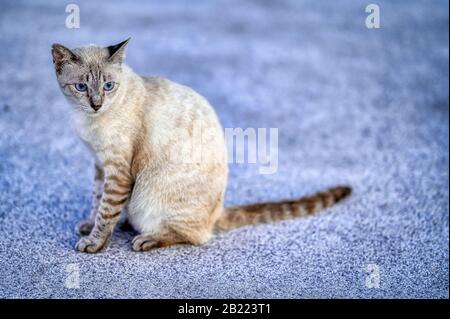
131, 231, 183, 251
131, 222, 212, 252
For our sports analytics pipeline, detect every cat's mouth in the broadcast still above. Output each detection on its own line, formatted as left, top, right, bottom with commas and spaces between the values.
77, 104, 103, 116
88, 109, 103, 116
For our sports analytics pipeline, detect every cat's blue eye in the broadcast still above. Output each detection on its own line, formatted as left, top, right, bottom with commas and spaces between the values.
74, 83, 87, 92
103, 81, 115, 91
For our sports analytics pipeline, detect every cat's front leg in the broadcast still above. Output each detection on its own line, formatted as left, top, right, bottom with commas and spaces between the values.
76, 163, 132, 253
76, 164, 104, 236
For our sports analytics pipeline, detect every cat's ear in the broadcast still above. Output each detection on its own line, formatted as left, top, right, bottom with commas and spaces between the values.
51, 44, 79, 73
106, 38, 130, 65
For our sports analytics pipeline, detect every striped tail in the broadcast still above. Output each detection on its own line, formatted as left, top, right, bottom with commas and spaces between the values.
215, 186, 351, 230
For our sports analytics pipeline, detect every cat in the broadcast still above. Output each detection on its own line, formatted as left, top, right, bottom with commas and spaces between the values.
51, 38, 351, 253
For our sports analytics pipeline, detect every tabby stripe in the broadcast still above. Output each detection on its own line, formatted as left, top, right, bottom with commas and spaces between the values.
102, 193, 128, 204
101, 205, 112, 213
103, 159, 129, 168
100, 211, 121, 219
111, 166, 131, 179
104, 182, 129, 192
107, 175, 132, 188
103, 188, 129, 196
104, 197, 128, 206
105, 163, 131, 179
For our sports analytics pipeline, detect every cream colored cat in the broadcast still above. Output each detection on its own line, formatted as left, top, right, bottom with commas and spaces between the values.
51, 39, 351, 253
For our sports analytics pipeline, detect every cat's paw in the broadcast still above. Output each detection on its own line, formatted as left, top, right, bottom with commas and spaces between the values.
76, 220, 94, 236
132, 234, 159, 252
75, 236, 106, 253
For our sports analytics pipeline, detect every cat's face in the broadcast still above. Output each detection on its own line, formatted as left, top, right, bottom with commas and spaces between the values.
51, 39, 130, 115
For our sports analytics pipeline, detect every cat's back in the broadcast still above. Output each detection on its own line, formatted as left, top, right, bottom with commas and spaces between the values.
141, 75, 189, 101
140, 76, 211, 111
136, 74, 226, 167
141, 75, 171, 95
139, 75, 221, 127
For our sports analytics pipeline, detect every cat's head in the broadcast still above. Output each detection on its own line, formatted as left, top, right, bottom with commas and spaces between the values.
51, 38, 130, 115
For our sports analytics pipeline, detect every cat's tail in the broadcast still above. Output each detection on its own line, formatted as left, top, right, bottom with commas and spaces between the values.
215, 186, 351, 230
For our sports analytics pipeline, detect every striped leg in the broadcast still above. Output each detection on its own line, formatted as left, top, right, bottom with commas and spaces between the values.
75, 163, 132, 253
76, 164, 104, 236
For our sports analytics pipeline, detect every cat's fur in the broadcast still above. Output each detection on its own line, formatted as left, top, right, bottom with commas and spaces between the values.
51, 39, 351, 253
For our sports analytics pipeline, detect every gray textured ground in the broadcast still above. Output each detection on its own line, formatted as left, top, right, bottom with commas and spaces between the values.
0, 0, 448, 298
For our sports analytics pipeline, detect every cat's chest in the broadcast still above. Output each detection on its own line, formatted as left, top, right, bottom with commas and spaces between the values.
72, 115, 123, 160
